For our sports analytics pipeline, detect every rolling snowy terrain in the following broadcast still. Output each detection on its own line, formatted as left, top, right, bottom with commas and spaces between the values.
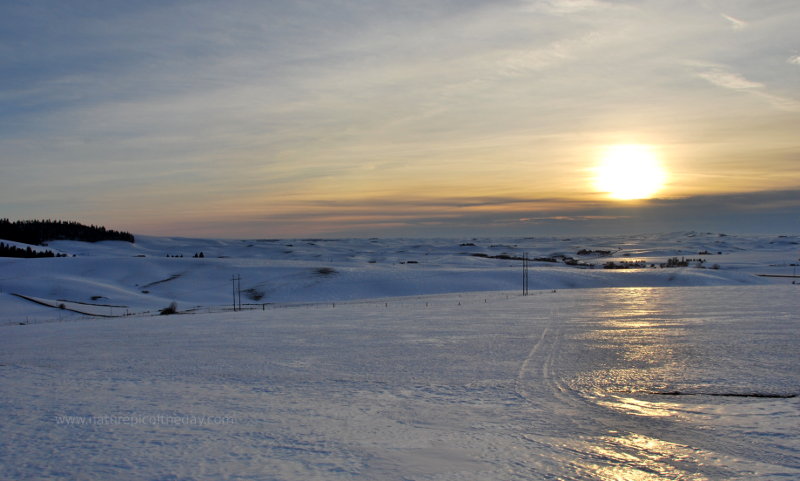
0, 232, 798, 480
0, 232, 797, 323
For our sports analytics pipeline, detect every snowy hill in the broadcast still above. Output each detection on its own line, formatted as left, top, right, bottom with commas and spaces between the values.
1, 232, 797, 324
1, 232, 798, 480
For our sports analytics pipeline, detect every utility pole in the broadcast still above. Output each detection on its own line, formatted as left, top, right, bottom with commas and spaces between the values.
522, 252, 529, 296
232, 274, 241, 311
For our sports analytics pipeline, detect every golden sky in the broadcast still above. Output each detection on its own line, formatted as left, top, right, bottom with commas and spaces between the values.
2, 1, 798, 236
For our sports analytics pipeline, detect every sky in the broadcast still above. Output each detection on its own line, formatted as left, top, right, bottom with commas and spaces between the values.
1, 0, 799, 238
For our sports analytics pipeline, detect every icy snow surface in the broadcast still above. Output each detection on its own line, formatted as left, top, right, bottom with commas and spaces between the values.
0, 233, 798, 479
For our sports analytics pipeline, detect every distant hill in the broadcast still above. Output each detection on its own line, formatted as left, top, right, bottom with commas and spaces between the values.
0, 219, 135, 245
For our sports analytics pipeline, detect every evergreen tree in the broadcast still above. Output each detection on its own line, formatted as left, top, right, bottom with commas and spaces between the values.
0, 241, 63, 258
0, 219, 134, 245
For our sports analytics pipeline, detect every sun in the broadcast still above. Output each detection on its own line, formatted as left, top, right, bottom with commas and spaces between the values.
593, 144, 667, 200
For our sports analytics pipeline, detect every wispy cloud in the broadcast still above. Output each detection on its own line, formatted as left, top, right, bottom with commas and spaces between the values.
696, 65, 800, 111
534, 0, 610, 15
145, 189, 800, 238
697, 68, 763, 90
752, 92, 800, 112
721, 13, 747, 30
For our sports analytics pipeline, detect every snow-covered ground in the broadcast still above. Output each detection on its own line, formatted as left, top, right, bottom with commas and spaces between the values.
0, 232, 797, 323
0, 233, 798, 479
1, 286, 798, 480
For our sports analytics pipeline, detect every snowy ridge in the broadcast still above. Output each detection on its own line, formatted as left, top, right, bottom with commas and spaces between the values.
1, 231, 797, 324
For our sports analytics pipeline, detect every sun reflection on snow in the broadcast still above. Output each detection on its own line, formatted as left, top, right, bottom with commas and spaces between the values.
597, 395, 682, 418
573, 287, 690, 395
569, 289, 714, 479
586, 433, 708, 481
560, 286, 799, 481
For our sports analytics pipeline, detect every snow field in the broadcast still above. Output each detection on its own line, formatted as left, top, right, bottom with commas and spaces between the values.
1, 232, 797, 325
1, 285, 798, 480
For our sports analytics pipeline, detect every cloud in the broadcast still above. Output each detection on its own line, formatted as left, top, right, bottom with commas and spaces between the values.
697, 69, 763, 90
134, 189, 800, 238
534, 0, 610, 14
789, 55, 800, 65
496, 42, 571, 76
721, 13, 747, 30
751, 92, 800, 112
696, 66, 800, 111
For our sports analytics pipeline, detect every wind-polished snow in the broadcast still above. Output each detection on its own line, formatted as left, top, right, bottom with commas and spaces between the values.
1, 285, 798, 480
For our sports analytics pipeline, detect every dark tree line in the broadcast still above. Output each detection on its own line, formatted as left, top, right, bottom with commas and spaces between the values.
0, 242, 68, 258
0, 219, 135, 245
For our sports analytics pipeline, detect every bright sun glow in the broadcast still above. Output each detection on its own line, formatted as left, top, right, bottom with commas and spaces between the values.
593, 144, 667, 200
